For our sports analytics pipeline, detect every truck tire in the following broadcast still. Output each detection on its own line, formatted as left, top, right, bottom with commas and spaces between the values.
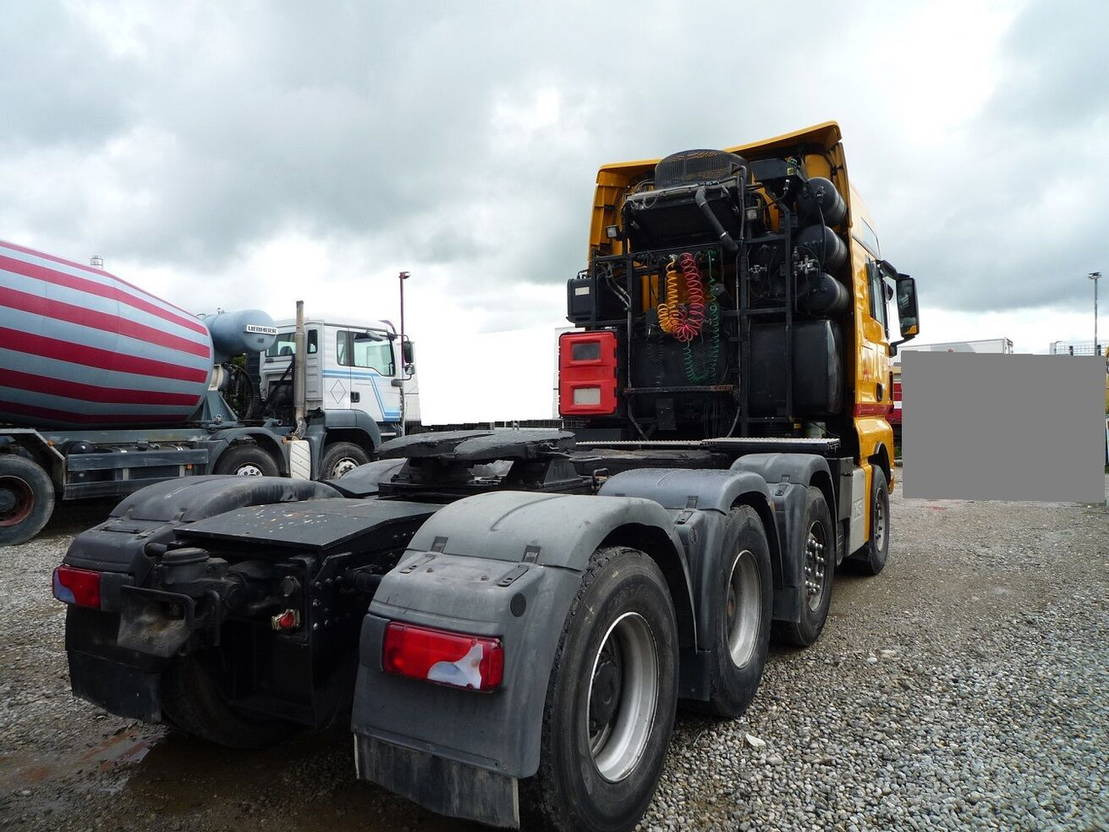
161, 653, 293, 749
772, 486, 834, 647
692, 506, 773, 719
522, 546, 678, 832
848, 466, 890, 576
213, 444, 279, 477
321, 441, 371, 479
0, 454, 55, 546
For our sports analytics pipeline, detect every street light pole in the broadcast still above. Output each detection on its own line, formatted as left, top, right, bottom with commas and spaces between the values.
1090, 272, 1102, 355
397, 271, 411, 436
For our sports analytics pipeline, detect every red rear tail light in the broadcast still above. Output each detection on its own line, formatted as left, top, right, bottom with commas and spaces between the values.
559, 330, 617, 416
52, 565, 101, 609
383, 622, 504, 691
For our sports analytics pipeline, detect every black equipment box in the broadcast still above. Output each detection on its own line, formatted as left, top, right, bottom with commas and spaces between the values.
748, 320, 843, 416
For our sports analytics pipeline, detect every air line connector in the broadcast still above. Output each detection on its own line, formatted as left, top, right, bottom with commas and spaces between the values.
271, 608, 302, 631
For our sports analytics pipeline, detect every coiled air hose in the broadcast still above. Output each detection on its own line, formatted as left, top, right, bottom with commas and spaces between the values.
657, 253, 706, 342
681, 251, 722, 383
656, 250, 723, 382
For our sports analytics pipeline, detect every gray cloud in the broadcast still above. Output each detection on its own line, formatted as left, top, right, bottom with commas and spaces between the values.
988, 0, 1108, 130
0, 4, 131, 147
0, 0, 1105, 321
879, 0, 1107, 312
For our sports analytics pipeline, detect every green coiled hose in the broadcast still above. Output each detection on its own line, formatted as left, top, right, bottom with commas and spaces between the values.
682, 251, 722, 383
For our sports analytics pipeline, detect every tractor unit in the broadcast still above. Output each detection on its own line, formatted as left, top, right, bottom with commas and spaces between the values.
54, 122, 918, 832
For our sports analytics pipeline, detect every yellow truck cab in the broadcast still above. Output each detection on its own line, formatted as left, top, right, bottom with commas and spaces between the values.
562, 120, 919, 565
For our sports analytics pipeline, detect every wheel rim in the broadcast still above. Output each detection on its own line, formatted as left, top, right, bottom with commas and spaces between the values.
0, 475, 34, 527
725, 549, 761, 667
235, 464, 264, 477
873, 489, 887, 552
330, 457, 360, 478
586, 611, 659, 782
803, 521, 829, 612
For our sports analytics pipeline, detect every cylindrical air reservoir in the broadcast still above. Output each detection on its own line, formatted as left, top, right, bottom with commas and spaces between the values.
206, 309, 277, 362
0, 239, 214, 428
796, 224, 848, 273
802, 272, 849, 315
797, 177, 847, 227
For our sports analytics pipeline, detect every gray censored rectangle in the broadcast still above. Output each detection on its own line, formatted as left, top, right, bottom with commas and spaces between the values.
902, 352, 1106, 503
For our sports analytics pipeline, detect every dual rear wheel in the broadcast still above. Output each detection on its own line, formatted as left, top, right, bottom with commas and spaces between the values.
774, 486, 836, 647
695, 506, 774, 719
524, 546, 678, 832
527, 512, 774, 831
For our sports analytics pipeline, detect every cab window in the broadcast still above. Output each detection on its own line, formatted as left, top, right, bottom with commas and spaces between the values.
337, 330, 395, 375
860, 219, 881, 258
266, 329, 317, 357
867, 262, 888, 334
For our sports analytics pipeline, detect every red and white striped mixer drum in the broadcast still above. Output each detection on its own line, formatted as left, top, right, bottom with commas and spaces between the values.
0, 240, 213, 428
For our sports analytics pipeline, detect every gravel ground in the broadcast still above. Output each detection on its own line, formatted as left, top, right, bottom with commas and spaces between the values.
1, 474, 1107, 831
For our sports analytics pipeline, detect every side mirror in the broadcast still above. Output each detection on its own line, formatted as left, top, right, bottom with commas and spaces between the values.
888, 271, 919, 354
877, 261, 919, 354
895, 276, 919, 337
402, 341, 415, 365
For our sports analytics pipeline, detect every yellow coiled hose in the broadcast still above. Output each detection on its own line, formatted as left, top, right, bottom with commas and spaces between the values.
657, 261, 684, 335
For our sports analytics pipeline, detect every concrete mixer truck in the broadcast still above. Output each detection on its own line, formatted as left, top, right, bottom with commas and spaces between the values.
0, 240, 404, 545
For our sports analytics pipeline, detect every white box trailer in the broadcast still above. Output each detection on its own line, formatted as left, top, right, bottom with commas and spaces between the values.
893, 337, 1013, 362
890, 338, 1012, 445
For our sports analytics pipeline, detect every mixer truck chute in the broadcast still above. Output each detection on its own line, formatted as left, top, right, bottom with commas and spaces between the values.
0, 240, 399, 544
55, 122, 919, 832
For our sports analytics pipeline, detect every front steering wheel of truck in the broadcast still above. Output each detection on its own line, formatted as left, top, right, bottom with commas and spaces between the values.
523, 546, 678, 832
849, 466, 890, 576
321, 441, 371, 480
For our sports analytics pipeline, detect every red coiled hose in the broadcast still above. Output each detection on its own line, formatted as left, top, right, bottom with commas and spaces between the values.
673, 252, 706, 341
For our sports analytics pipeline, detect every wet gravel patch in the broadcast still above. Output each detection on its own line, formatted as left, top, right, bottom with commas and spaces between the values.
2, 478, 1107, 831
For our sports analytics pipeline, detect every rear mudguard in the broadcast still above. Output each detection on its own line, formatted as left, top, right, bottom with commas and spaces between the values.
729, 453, 834, 623
64, 476, 341, 581
352, 490, 689, 827
598, 467, 778, 699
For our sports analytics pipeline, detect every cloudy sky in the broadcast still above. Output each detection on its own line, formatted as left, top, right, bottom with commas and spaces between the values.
2, 0, 1104, 422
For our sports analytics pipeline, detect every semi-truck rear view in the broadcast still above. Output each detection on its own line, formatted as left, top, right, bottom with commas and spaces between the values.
0, 241, 413, 544
54, 122, 919, 831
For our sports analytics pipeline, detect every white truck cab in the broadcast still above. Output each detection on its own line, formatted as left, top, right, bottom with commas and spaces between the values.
262, 317, 419, 438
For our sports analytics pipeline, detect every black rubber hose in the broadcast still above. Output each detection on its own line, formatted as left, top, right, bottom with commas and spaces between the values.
695, 186, 739, 254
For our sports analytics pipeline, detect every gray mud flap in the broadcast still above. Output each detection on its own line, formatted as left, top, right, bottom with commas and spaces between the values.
355, 734, 519, 828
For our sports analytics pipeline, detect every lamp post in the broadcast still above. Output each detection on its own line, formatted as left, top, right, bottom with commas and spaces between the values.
398, 271, 411, 435
1091, 272, 1102, 355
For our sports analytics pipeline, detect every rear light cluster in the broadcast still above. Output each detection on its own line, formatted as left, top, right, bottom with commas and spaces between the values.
558, 330, 618, 416
383, 622, 504, 691
52, 565, 101, 608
